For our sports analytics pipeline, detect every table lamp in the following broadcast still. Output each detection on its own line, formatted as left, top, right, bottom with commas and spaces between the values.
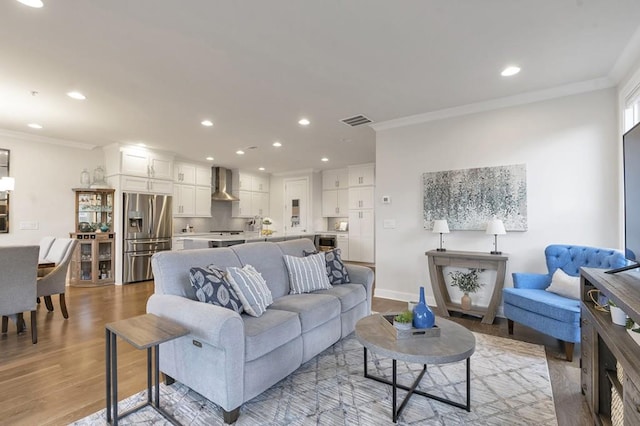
486, 218, 506, 255
432, 220, 450, 252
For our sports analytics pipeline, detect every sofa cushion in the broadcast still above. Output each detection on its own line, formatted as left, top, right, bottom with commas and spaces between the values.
243, 308, 301, 362
188, 266, 244, 313
546, 268, 580, 300
283, 253, 332, 294
314, 284, 366, 312
270, 294, 341, 333
503, 288, 580, 323
226, 265, 273, 317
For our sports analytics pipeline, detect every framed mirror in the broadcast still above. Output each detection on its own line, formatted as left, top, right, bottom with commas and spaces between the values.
0, 149, 10, 233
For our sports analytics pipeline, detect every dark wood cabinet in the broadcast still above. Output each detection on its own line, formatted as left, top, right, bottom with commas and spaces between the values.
580, 268, 640, 425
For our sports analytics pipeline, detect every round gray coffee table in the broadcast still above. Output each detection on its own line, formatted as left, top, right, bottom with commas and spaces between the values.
355, 314, 476, 423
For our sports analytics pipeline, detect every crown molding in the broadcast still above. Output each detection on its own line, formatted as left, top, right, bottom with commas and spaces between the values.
370, 77, 615, 132
0, 128, 97, 150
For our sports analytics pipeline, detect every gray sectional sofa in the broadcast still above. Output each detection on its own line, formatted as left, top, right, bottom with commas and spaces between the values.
147, 238, 374, 423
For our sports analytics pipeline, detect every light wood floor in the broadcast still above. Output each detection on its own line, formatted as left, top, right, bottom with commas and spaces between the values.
0, 282, 590, 425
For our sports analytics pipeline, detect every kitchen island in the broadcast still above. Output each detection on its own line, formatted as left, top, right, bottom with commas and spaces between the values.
180, 233, 314, 249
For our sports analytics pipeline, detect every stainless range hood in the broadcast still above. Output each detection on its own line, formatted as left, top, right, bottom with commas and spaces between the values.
211, 167, 239, 201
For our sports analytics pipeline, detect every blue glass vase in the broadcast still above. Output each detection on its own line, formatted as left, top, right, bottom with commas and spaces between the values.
413, 286, 435, 329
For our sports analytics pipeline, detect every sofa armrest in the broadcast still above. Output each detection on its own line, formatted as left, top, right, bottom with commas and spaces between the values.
511, 272, 551, 290
345, 264, 375, 311
146, 294, 244, 349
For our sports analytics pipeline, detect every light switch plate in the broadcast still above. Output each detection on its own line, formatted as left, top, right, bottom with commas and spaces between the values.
383, 219, 396, 229
19, 221, 39, 230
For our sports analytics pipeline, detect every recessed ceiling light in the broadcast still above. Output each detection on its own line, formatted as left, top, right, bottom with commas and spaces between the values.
67, 91, 86, 100
16, 0, 43, 8
259, 167, 265, 171
501, 66, 521, 77
206, 156, 214, 161
201, 120, 213, 127
298, 118, 310, 126
272, 141, 282, 147
321, 157, 329, 162
137, 143, 146, 147
27, 123, 42, 129
236, 150, 245, 155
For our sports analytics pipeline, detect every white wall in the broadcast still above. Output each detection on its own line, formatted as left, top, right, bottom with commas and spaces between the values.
0, 131, 101, 245
374, 88, 620, 307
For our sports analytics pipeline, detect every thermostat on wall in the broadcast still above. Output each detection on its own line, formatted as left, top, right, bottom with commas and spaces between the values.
382, 195, 391, 204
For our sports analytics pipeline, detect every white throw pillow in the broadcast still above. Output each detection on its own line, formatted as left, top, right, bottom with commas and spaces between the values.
284, 253, 332, 294
226, 264, 273, 317
546, 268, 580, 300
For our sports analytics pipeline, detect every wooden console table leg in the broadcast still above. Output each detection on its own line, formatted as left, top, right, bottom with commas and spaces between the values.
428, 256, 450, 317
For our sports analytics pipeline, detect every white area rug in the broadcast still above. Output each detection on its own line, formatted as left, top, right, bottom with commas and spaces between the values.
71, 332, 557, 425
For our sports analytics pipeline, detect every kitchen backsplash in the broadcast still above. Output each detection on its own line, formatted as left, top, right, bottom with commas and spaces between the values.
173, 201, 247, 234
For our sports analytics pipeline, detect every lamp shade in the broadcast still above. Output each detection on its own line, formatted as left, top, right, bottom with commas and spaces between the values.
432, 220, 450, 234
0, 176, 15, 191
486, 218, 506, 235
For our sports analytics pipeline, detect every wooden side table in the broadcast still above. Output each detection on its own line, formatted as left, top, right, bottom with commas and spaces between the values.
105, 313, 189, 425
426, 249, 508, 324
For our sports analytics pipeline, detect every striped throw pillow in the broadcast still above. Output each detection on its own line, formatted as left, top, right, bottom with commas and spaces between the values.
284, 252, 332, 295
226, 265, 273, 317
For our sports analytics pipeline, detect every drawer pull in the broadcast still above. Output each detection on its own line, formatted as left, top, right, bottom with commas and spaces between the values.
583, 368, 587, 374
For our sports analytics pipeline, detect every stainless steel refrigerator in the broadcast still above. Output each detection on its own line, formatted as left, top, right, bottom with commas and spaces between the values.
122, 192, 172, 283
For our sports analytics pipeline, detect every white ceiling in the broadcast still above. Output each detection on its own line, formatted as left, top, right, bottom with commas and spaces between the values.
1, 1, 640, 173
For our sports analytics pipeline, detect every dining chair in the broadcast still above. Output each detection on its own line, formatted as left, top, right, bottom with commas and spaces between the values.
37, 238, 77, 318
0, 245, 39, 344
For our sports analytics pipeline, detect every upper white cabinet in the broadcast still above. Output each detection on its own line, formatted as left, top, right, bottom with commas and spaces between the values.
348, 164, 375, 187
173, 161, 212, 217
348, 187, 374, 210
322, 168, 348, 190
322, 189, 348, 217
121, 149, 173, 180
234, 170, 269, 193
175, 162, 211, 186
232, 170, 270, 218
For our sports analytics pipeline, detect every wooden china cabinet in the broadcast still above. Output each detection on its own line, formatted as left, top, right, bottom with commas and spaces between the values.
69, 188, 116, 286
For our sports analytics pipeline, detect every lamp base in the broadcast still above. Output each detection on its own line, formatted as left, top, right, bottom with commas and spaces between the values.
436, 248, 447, 252
490, 250, 502, 255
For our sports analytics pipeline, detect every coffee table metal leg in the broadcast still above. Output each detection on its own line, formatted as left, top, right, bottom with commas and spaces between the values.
362, 347, 472, 421
106, 329, 111, 423
111, 332, 118, 425
147, 347, 152, 404
154, 345, 160, 407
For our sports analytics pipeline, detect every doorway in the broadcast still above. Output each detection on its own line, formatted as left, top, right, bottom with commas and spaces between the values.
283, 177, 309, 235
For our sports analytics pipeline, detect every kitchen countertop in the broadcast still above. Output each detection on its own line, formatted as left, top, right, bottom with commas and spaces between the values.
181, 233, 314, 243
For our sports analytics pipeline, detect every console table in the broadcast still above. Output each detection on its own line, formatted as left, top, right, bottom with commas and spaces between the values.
425, 250, 508, 324
580, 268, 640, 425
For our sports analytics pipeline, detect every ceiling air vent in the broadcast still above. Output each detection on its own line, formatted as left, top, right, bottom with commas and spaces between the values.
340, 115, 372, 127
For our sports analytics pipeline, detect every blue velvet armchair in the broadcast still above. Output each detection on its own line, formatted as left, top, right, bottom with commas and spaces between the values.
503, 244, 626, 361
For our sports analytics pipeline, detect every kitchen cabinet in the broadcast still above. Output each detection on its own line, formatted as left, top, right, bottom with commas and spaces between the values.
175, 162, 211, 186
322, 189, 348, 217
121, 148, 173, 180
173, 161, 211, 217
69, 232, 115, 286
348, 163, 375, 187
336, 233, 349, 260
234, 170, 269, 192
322, 168, 348, 190
348, 187, 374, 210
348, 209, 374, 262
232, 190, 269, 217
120, 175, 173, 195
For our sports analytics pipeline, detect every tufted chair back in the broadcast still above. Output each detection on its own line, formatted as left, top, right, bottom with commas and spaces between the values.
545, 244, 626, 277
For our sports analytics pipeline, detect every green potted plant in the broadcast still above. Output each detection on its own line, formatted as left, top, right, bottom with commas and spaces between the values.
448, 269, 484, 310
626, 317, 640, 346
393, 310, 413, 330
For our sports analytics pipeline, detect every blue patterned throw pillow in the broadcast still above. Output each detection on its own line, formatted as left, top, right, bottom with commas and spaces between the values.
324, 248, 350, 285
189, 266, 244, 314
304, 248, 350, 285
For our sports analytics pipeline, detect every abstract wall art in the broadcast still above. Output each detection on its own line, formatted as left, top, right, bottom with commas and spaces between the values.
423, 164, 527, 231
